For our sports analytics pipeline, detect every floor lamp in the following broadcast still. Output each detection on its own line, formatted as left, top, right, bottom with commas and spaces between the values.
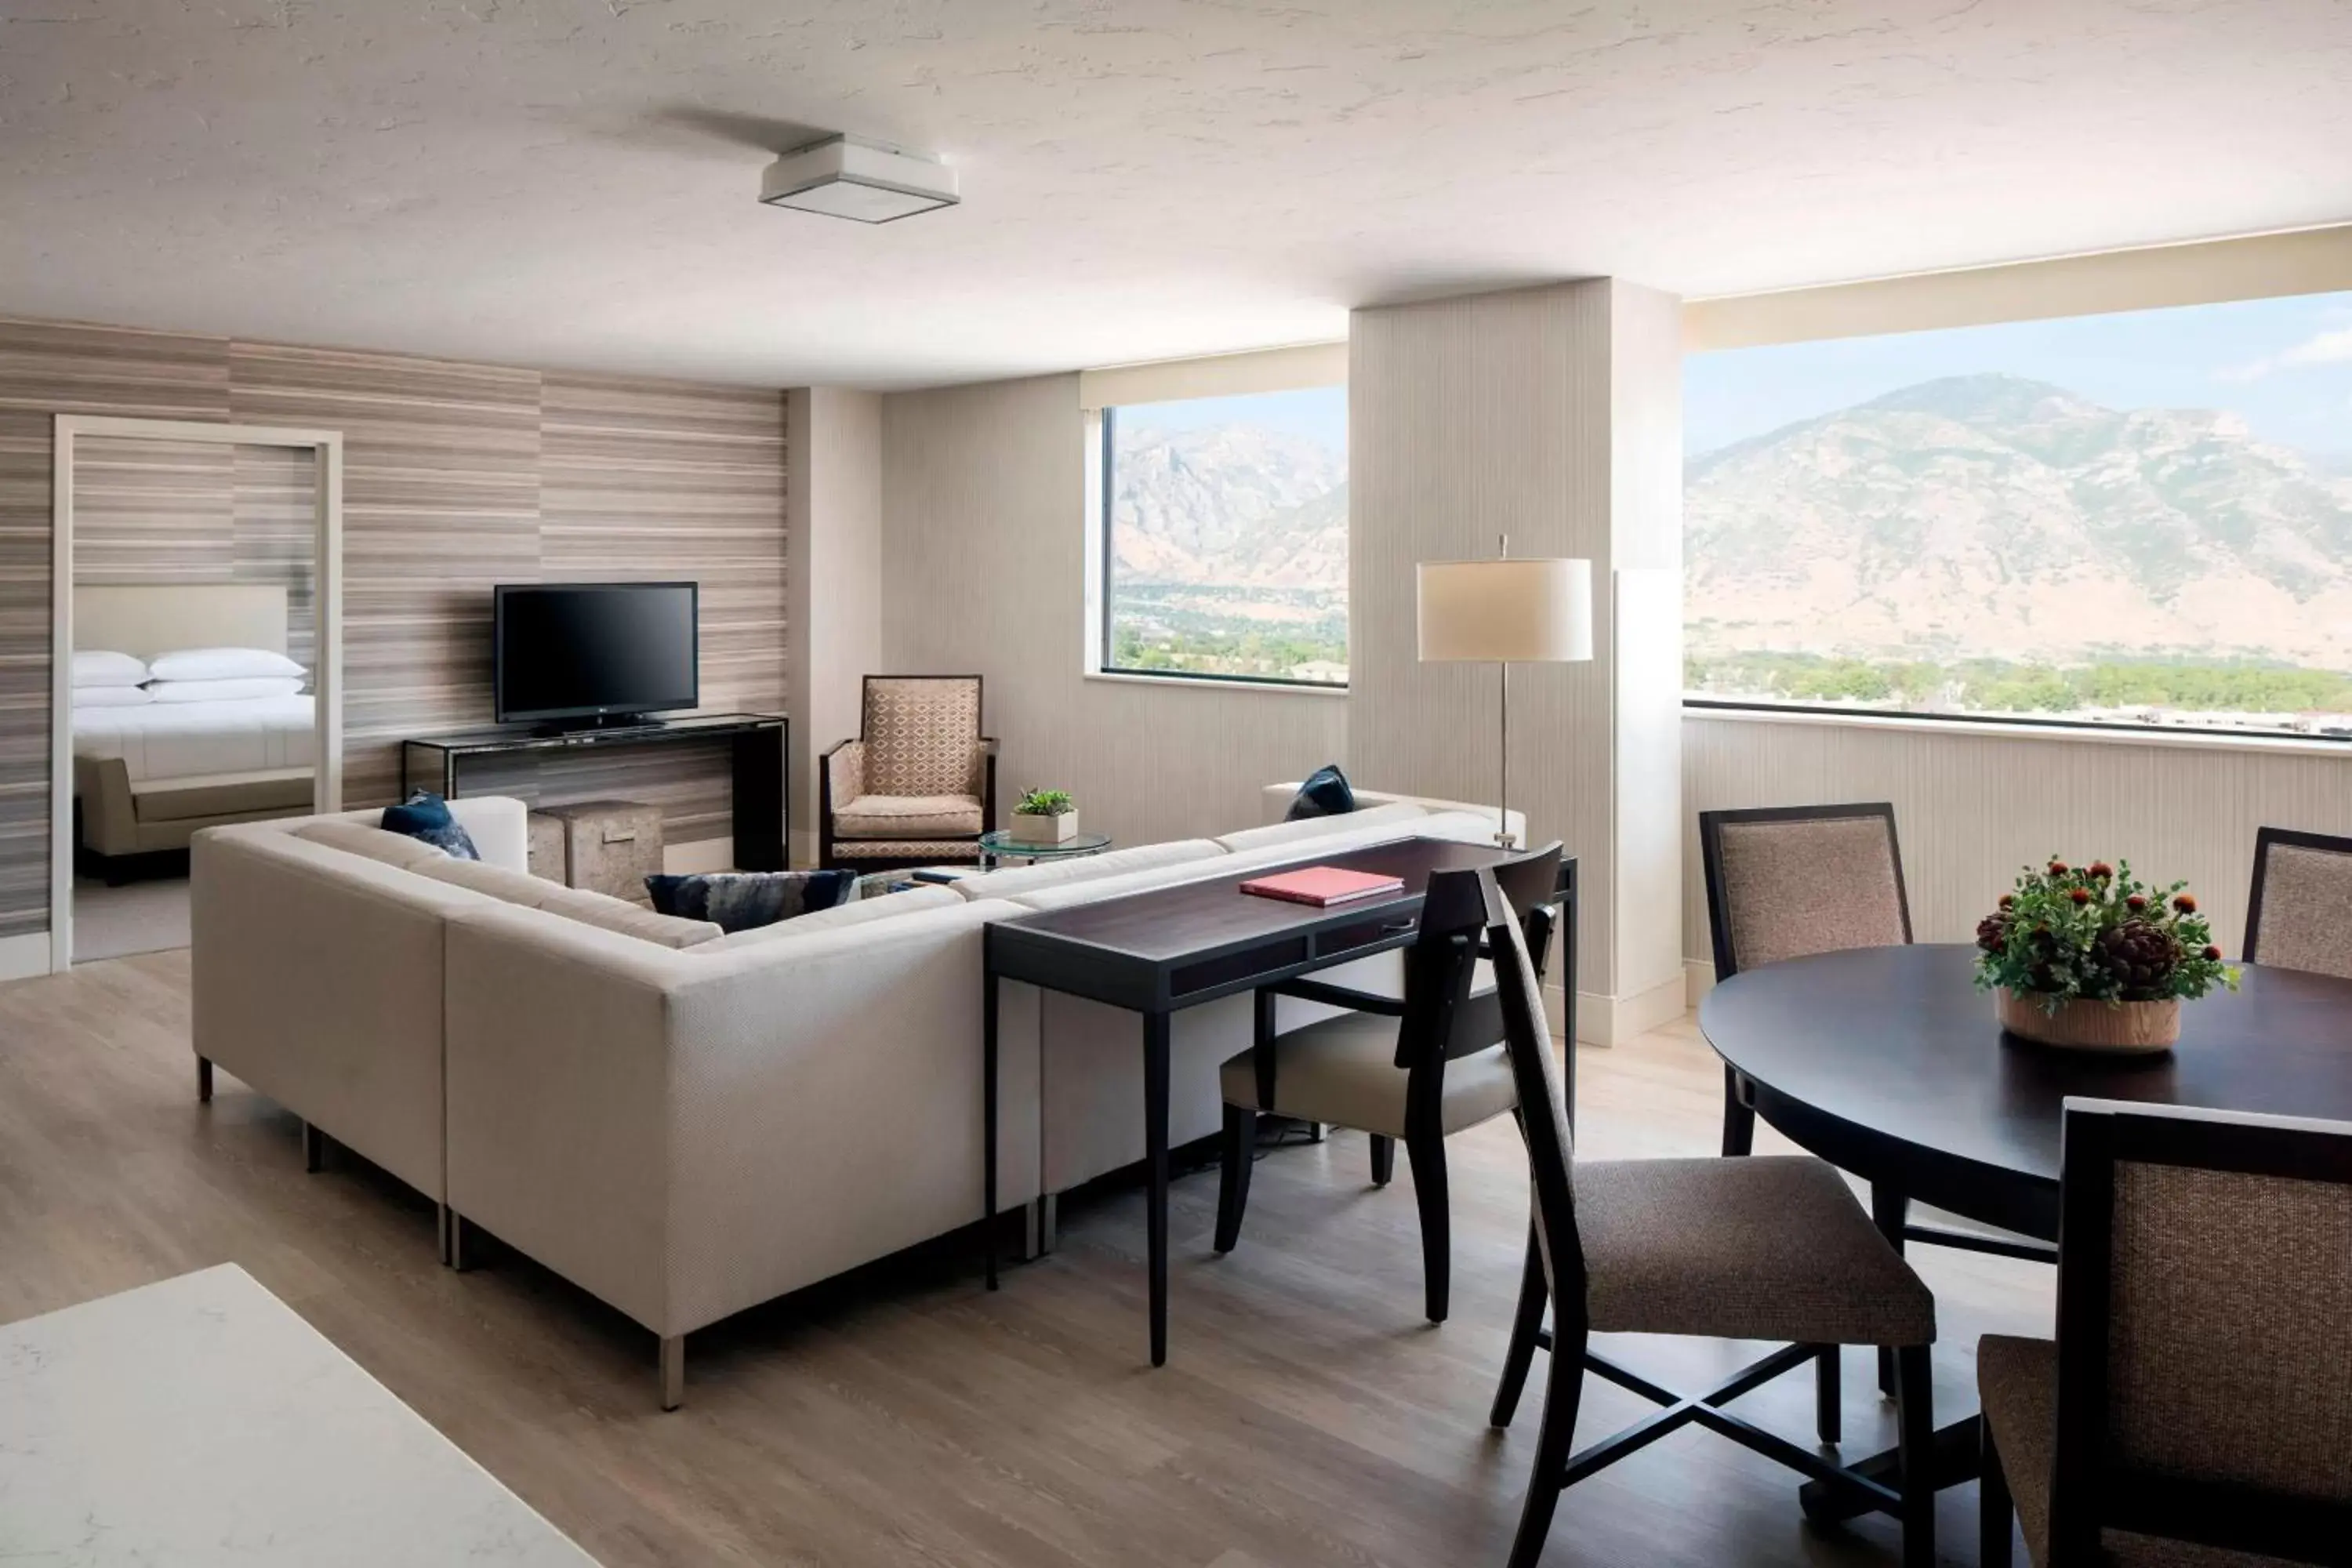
1416, 538, 1593, 848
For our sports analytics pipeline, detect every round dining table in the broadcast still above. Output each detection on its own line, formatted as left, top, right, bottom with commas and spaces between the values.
1697, 941, 2352, 1518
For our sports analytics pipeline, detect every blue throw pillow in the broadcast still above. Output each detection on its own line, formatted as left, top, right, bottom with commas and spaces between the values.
380, 792, 480, 860
645, 869, 856, 935
1286, 764, 1356, 822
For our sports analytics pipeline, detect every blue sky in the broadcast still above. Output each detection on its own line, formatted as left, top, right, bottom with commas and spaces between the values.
1686, 289, 2352, 461
1116, 385, 1347, 452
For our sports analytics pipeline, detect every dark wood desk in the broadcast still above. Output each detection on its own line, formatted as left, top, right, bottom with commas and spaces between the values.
982, 834, 1520, 1366
399, 713, 788, 871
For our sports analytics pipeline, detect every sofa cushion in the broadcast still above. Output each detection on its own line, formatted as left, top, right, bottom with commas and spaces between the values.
1286, 764, 1356, 820
696, 884, 966, 951
949, 838, 1227, 901
834, 793, 984, 839
646, 869, 856, 934
380, 791, 481, 860
293, 819, 451, 872
1213, 800, 1430, 855
416, 856, 721, 949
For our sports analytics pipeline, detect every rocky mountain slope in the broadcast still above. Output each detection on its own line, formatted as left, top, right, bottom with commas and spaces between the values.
1111, 421, 1347, 592
1686, 373, 2352, 668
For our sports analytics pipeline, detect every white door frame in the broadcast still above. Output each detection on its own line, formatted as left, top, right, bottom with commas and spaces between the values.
49, 415, 345, 973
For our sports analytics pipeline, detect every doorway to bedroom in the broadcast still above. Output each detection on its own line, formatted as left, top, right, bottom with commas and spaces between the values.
52, 417, 343, 967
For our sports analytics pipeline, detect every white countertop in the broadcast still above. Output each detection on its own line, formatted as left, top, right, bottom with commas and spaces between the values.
0, 1264, 600, 1566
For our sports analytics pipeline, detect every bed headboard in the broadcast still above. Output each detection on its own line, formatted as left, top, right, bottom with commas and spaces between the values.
75, 584, 290, 661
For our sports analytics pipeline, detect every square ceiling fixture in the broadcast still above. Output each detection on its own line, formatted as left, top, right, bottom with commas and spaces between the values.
759, 136, 958, 224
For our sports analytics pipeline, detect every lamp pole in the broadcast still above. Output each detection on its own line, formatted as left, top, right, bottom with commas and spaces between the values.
1495, 532, 1515, 849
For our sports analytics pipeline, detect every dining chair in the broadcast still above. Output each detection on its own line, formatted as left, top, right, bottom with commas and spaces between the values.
1212, 844, 1571, 1324
2242, 825, 2352, 981
1979, 1099, 2352, 1568
1480, 865, 1940, 1568
1699, 802, 1912, 1159
818, 674, 998, 872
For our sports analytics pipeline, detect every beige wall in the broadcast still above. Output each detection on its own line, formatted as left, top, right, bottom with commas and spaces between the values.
877, 373, 1346, 848
786, 387, 884, 863
1681, 712, 2352, 978
1349, 280, 1686, 1040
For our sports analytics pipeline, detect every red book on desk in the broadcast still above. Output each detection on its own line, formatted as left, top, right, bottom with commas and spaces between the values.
1239, 866, 1406, 907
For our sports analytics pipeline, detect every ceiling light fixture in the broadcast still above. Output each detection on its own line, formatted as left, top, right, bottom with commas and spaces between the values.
758, 135, 958, 224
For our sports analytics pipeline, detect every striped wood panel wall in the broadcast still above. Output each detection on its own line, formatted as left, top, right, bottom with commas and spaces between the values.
71, 435, 318, 670
0, 317, 788, 941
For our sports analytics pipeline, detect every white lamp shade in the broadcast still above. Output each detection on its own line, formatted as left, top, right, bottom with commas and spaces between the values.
1416, 557, 1593, 662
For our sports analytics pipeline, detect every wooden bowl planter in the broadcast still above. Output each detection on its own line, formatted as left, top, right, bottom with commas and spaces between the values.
1995, 988, 2180, 1054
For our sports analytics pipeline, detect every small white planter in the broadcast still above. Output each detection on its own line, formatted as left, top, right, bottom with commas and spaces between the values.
1007, 809, 1079, 844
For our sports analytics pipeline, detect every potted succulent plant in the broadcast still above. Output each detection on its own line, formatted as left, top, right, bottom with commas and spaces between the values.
1008, 787, 1079, 845
1974, 858, 2238, 1053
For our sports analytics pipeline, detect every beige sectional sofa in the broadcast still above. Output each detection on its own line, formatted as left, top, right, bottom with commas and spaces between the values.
190, 783, 1519, 1407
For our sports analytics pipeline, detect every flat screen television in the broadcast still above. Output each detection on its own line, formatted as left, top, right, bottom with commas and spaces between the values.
493, 582, 699, 728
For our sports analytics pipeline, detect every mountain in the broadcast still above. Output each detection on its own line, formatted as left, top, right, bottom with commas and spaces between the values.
1686, 373, 2352, 667
1112, 423, 1347, 593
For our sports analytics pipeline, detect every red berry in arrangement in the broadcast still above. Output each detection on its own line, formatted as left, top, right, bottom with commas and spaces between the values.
2088, 861, 2113, 878
2174, 893, 2198, 913
2070, 887, 2092, 904
2203, 945, 2223, 961
2127, 893, 2147, 910
2048, 860, 2069, 875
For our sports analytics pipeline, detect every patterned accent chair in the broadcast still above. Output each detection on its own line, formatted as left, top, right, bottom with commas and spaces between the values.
1978, 1101, 2352, 1567
818, 676, 996, 872
2243, 826, 2352, 981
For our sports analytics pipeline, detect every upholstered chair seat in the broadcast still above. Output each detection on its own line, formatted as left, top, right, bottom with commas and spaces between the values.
1574, 1156, 1937, 1345
819, 676, 996, 869
830, 793, 984, 840
1215, 1011, 1517, 1140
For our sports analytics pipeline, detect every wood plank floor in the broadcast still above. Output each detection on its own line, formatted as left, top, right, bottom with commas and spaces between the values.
0, 951, 2049, 1566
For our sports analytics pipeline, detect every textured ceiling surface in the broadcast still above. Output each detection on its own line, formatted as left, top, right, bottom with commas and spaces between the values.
2, 0, 2349, 387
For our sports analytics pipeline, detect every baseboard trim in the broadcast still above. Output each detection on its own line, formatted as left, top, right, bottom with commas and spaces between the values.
0, 931, 53, 985
788, 829, 818, 870
1563, 972, 1686, 1047
1685, 958, 1716, 1007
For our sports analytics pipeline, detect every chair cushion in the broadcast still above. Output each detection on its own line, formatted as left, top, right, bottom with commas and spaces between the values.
1574, 1156, 1936, 1348
1216, 1012, 1518, 1140
1978, 1334, 2299, 1568
833, 793, 984, 839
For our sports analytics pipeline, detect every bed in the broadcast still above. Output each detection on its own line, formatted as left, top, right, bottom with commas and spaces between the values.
73, 585, 321, 881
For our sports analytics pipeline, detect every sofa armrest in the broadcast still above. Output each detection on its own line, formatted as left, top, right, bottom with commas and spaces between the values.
448, 795, 528, 872
442, 897, 1042, 1338
1258, 781, 1524, 844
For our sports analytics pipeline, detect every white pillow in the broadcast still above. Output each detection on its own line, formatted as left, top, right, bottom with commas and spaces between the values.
72, 650, 151, 689
145, 677, 307, 704
147, 647, 306, 682
73, 684, 155, 708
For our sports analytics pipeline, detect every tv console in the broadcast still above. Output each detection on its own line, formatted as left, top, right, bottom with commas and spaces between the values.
399, 712, 787, 871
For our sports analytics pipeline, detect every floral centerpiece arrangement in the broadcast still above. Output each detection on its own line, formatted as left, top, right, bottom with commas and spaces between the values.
1973, 858, 2238, 1053
1008, 786, 1079, 844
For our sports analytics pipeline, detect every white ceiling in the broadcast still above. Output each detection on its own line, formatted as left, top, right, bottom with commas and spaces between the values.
3, 0, 2349, 390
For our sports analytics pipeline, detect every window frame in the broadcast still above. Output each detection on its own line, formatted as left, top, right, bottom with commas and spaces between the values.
1090, 388, 1350, 692
1682, 695, 2352, 746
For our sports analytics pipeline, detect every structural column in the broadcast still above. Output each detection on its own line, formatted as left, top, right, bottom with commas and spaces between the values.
1348, 279, 1686, 1044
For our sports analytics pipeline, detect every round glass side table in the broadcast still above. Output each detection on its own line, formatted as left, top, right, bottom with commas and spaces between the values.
976, 829, 1113, 869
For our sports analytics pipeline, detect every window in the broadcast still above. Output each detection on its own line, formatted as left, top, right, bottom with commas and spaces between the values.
1098, 384, 1348, 687
1685, 289, 2352, 739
